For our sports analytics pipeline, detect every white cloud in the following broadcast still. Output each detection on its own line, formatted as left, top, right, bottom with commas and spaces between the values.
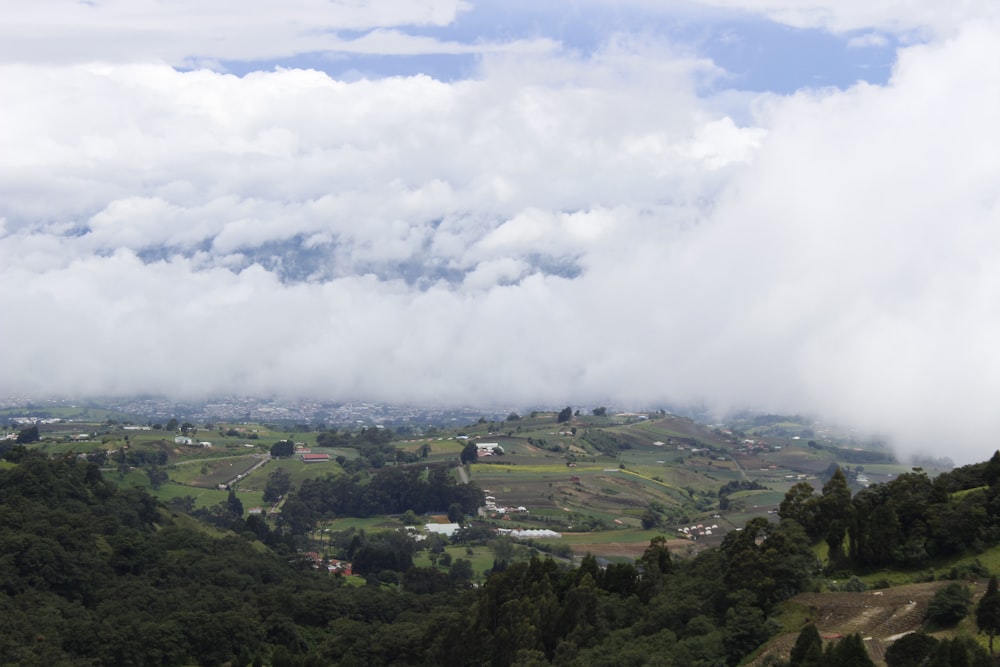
685, 0, 1000, 35
0, 0, 473, 65
5, 12, 1000, 465
846, 32, 889, 49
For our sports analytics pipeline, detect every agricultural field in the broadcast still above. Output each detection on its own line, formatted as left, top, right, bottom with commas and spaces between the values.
535, 529, 697, 561
411, 545, 497, 581
752, 581, 991, 667
7, 406, 936, 559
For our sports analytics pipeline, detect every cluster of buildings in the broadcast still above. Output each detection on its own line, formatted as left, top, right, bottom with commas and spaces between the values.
475, 442, 503, 457
294, 445, 331, 463
300, 552, 353, 575
496, 528, 562, 539
482, 492, 528, 516
173, 436, 212, 447
678, 523, 720, 539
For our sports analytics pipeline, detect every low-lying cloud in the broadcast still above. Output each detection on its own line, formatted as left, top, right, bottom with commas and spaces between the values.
3, 4, 1000, 463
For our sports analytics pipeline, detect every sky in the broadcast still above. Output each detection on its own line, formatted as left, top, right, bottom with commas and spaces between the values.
2, 1, 1000, 462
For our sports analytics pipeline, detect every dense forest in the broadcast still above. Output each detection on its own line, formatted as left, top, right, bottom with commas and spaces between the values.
779, 453, 1000, 572
5, 450, 1000, 665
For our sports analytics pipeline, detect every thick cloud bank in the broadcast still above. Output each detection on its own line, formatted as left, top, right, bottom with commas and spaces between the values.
2, 3, 1000, 462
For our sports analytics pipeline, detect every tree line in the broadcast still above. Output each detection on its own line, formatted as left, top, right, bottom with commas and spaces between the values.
277, 465, 483, 537
15, 448, 1000, 664
0, 452, 826, 666
779, 453, 1000, 571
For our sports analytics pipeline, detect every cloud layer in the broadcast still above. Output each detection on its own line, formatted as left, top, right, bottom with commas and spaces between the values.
3, 2, 1000, 462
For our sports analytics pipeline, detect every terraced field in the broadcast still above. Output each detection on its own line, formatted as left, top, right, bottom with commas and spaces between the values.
750, 581, 989, 666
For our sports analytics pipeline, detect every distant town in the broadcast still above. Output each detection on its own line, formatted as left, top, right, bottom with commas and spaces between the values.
0, 394, 543, 429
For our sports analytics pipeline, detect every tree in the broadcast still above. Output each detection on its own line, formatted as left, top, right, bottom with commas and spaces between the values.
778, 482, 819, 538
277, 495, 315, 535
591, 407, 607, 417
447, 502, 465, 524
926, 582, 972, 626
722, 602, 771, 665
460, 441, 478, 465
637, 536, 673, 576
925, 636, 991, 667
270, 440, 295, 458
146, 466, 169, 490
720, 518, 817, 612
16, 425, 40, 444
818, 467, 852, 569
788, 623, 822, 667
823, 633, 874, 666
263, 469, 293, 503
640, 507, 660, 530
165, 418, 178, 432
885, 632, 938, 667
977, 575, 1000, 655
449, 558, 474, 585
227, 488, 244, 518
557, 407, 572, 423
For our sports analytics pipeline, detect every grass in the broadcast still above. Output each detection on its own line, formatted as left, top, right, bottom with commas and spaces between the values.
237, 456, 343, 492
108, 469, 267, 513
21, 411, 944, 571
412, 545, 497, 580
29, 440, 109, 455
322, 516, 399, 532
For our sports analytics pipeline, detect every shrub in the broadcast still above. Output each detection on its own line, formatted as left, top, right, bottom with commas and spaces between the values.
925, 583, 972, 627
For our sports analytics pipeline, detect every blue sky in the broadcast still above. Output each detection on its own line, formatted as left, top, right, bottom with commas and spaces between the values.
220, 3, 899, 93
2, 0, 1000, 462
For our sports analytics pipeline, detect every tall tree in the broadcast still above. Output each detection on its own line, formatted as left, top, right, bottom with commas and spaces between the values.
823, 633, 874, 666
819, 467, 852, 569
977, 575, 1000, 655
779, 482, 819, 539
460, 441, 478, 465
270, 440, 295, 458
226, 488, 244, 518
885, 632, 938, 667
263, 468, 293, 503
788, 623, 822, 667
927, 583, 972, 627
15, 425, 40, 444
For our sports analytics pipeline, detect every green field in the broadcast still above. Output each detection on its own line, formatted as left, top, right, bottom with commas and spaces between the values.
8, 408, 932, 561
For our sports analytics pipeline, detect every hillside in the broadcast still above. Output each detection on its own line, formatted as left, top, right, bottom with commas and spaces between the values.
5, 409, 1000, 665
751, 581, 989, 666
4, 407, 928, 566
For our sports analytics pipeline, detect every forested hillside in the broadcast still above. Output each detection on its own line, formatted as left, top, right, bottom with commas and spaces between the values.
779, 453, 1000, 571
0, 452, 817, 666
5, 449, 1000, 665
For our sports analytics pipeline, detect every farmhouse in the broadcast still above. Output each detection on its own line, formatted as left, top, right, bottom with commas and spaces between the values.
173, 436, 193, 445
327, 559, 352, 576
301, 453, 330, 463
476, 442, 502, 456
425, 523, 461, 537
497, 528, 561, 539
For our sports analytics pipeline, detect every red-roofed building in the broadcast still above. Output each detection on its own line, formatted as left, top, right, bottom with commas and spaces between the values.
301, 453, 330, 463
